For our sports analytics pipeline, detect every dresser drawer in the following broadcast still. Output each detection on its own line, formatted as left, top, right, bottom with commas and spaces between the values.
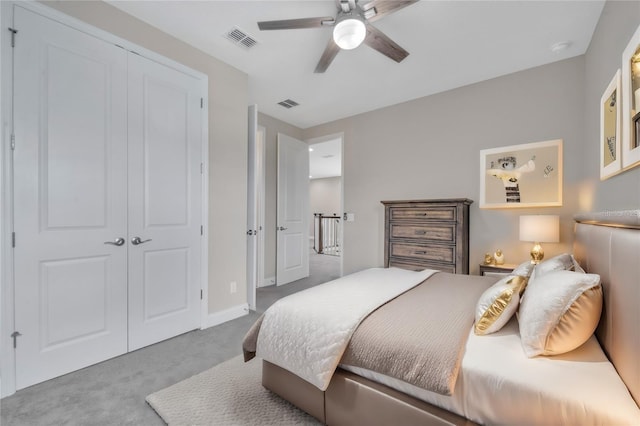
389, 258, 456, 273
390, 242, 455, 264
390, 223, 455, 243
390, 207, 456, 221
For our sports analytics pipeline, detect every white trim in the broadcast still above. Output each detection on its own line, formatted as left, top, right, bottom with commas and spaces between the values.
200, 84, 210, 330
1, 0, 16, 398
0, 1, 210, 397
260, 276, 276, 288
256, 125, 266, 301
202, 304, 250, 329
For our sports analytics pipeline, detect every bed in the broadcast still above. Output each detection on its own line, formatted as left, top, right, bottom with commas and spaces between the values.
243, 211, 640, 425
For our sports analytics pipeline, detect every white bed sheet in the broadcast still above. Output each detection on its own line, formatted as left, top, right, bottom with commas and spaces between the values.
340, 317, 640, 425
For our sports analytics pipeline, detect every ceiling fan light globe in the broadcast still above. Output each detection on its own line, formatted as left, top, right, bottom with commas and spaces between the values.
333, 18, 366, 50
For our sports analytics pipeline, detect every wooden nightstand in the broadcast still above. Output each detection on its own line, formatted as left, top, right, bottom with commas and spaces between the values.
479, 263, 517, 277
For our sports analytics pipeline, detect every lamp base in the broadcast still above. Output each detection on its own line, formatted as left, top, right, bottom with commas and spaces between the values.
530, 242, 544, 264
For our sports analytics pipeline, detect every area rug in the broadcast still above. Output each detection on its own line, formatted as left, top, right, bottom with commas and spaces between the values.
146, 355, 321, 425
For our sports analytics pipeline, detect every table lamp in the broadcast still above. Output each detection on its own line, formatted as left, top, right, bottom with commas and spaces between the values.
519, 215, 560, 264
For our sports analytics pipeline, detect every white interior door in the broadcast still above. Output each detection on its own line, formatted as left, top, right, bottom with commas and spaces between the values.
247, 105, 258, 310
127, 53, 203, 351
13, 7, 128, 389
276, 133, 310, 285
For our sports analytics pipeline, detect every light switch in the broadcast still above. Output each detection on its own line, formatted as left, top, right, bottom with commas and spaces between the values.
346, 213, 355, 222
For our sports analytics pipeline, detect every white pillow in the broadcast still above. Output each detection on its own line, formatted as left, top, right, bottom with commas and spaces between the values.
519, 270, 602, 357
474, 272, 529, 336
530, 253, 584, 281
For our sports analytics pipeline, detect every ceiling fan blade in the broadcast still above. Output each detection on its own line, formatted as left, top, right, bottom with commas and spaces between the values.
364, 24, 409, 63
258, 17, 334, 31
314, 38, 341, 73
360, 0, 418, 23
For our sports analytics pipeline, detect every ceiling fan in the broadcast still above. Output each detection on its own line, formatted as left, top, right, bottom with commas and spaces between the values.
257, 0, 418, 73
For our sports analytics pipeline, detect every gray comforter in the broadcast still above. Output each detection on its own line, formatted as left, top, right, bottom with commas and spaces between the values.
243, 271, 496, 395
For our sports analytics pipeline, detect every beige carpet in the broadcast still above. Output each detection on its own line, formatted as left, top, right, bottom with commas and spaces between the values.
146, 355, 321, 425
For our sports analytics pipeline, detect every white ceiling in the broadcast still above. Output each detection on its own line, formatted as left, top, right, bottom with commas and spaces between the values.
107, 1, 605, 129
309, 137, 342, 179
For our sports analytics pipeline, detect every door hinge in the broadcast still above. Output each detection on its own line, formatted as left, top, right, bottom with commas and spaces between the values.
10, 133, 15, 150
200, 163, 203, 174
200, 225, 203, 236
11, 331, 21, 348
200, 289, 203, 300
11, 232, 15, 248
200, 98, 203, 109
8, 28, 17, 48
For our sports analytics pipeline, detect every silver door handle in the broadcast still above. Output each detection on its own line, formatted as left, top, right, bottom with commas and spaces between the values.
104, 237, 125, 246
131, 237, 152, 245
277, 226, 288, 231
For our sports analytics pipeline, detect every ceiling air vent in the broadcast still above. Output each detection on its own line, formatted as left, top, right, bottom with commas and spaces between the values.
277, 99, 300, 109
224, 27, 258, 50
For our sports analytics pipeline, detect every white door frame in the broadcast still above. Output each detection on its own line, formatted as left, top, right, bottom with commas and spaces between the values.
306, 132, 345, 278
256, 125, 266, 289
0, 1, 209, 397
246, 117, 266, 306
247, 122, 266, 295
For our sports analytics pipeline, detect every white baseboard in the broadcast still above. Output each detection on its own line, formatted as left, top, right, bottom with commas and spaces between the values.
259, 276, 276, 287
202, 303, 249, 329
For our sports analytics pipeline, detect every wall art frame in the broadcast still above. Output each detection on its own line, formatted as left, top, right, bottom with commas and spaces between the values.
479, 139, 563, 209
621, 23, 640, 170
600, 69, 622, 180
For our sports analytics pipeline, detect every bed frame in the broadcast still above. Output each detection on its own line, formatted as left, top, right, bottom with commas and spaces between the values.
262, 210, 640, 425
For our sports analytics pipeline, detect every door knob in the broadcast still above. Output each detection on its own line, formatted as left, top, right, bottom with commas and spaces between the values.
277, 226, 288, 231
131, 236, 152, 245
104, 237, 125, 246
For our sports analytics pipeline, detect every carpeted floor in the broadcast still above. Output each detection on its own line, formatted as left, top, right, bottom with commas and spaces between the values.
1, 250, 339, 425
146, 355, 321, 426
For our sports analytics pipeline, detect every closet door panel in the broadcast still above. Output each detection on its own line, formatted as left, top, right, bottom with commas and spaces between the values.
127, 54, 203, 350
12, 6, 128, 389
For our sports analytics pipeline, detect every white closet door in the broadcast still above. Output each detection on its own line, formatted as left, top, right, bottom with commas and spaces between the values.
127, 53, 203, 350
13, 7, 128, 389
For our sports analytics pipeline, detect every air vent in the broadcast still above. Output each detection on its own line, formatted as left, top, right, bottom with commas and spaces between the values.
277, 99, 300, 109
224, 27, 258, 50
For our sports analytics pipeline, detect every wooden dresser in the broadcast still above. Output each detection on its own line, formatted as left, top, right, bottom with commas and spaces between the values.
382, 198, 472, 274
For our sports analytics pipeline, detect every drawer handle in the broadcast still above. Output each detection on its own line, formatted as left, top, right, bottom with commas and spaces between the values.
414, 230, 427, 235
414, 250, 427, 255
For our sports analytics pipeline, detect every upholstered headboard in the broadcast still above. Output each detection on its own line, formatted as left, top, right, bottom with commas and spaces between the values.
573, 210, 640, 406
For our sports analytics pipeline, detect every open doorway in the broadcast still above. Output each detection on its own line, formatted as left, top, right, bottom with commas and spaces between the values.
251, 129, 343, 314
308, 134, 343, 283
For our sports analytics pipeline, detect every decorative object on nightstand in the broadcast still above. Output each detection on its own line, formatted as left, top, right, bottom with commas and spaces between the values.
519, 215, 560, 264
484, 253, 495, 265
494, 249, 505, 265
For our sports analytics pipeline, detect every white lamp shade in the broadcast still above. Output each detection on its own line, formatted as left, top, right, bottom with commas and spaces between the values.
519, 215, 560, 243
333, 18, 366, 50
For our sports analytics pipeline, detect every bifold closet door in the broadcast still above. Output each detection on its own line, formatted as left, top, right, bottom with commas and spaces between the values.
13, 6, 129, 389
126, 54, 203, 351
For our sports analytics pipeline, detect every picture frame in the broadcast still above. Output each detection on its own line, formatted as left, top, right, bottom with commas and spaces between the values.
600, 70, 622, 180
480, 139, 562, 209
621, 23, 640, 170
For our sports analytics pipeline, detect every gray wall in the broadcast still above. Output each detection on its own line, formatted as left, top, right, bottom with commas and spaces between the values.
257, 113, 304, 280
44, 1, 250, 313
583, 0, 640, 211
304, 57, 586, 275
